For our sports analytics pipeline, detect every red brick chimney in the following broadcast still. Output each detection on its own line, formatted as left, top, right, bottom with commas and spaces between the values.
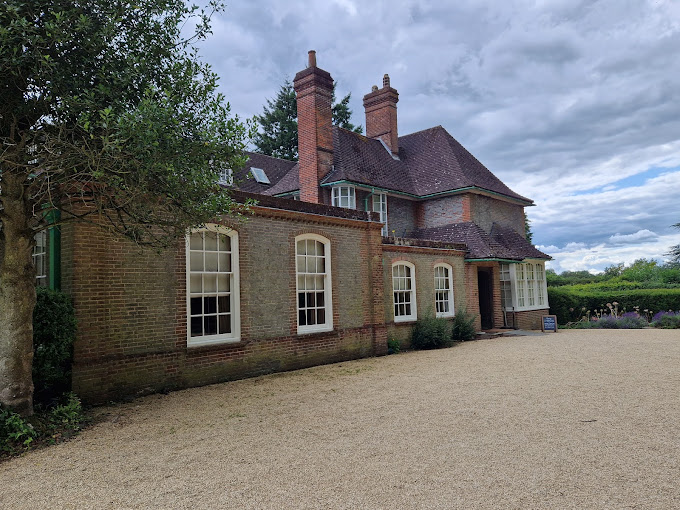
293, 50, 334, 204
363, 74, 399, 156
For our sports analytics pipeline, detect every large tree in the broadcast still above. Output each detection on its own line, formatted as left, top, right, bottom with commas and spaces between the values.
253, 80, 363, 161
667, 223, 680, 264
0, 0, 252, 415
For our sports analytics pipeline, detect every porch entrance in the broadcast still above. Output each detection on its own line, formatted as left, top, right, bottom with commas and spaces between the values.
477, 268, 493, 329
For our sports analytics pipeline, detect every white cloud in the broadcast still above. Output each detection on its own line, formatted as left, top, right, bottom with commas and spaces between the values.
190, 0, 680, 275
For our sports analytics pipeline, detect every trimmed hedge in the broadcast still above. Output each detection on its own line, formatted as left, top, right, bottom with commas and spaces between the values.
549, 287, 680, 325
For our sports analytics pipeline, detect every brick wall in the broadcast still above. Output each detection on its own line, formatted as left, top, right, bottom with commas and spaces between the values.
471, 194, 525, 234
464, 261, 503, 331
417, 195, 467, 229
382, 244, 466, 349
505, 308, 550, 330
386, 196, 417, 237
66, 205, 387, 404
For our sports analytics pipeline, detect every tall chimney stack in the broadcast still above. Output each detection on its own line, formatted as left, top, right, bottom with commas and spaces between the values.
293, 50, 334, 203
363, 74, 399, 156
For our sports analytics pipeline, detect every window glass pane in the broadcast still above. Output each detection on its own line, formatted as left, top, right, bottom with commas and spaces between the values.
190, 252, 203, 271
190, 297, 202, 315
204, 316, 217, 335
218, 295, 231, 313
190, 233, 203, 250
217, 274, 230, 292
204, 296, 217, 314
218, 253, 231, 272
190, 317, 202, 337
190, 274, 202, 293
204, 232, 217, 251
205, 252, 218, 272
204, 275, 217, 292
218, 235, 230, 252
297, 240, 306, 255
317, 308, 325, 325
219, 314, 231, 334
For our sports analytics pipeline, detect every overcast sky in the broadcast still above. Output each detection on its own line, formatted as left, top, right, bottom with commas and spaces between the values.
192, 0, 680, 273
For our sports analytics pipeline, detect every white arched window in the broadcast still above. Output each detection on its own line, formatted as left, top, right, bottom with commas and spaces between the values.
186, 225, 240, 346
296, 234, 333, 334
392, 261, 417, 322
434, 263, 454, 318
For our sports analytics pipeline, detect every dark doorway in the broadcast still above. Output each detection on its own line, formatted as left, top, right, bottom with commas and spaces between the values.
477, 269, 493, 330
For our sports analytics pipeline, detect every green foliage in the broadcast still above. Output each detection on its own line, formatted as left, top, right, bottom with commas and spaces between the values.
652, 313, 680, 329
253, 80, 362, 161
451, 309, 477, 341
666, 223, 680, 264
548, 287, 680, 324
411, 315, 452, 350
387, 337, 401, 354
1, 0, 252, 246
524, 212, 533, 244
33, 288, 77, 404
252, 80, 299, 161
1, 393, 86, 457
0, 406, 37, 453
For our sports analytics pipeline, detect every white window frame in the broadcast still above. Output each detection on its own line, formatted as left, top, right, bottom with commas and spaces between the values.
434, 263, 454, 318
506, 260, 549, 312
186, 224, 240, 347
500, 263, 513, 310
392, 261, 417, 322
217, 167, 233, 186
331, 185, 356, 209
295, 234, 333, 334
372, 193, 388, 236
33, 230, 47, 287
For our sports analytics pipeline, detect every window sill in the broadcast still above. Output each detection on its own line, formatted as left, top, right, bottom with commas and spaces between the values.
187, 335, 241, 348
297, 325, 334, 336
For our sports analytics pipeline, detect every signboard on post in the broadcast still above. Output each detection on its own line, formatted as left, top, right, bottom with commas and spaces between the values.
542, 315, 558, 332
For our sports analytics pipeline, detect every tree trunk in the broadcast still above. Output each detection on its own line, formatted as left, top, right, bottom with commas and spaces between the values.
0, 171, 36, 416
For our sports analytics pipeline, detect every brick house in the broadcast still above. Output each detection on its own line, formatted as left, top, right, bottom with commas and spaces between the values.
43, 51, 549, 403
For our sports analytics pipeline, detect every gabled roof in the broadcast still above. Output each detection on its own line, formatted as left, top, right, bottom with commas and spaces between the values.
409, 222, 550, 260
243, 125, 532, 204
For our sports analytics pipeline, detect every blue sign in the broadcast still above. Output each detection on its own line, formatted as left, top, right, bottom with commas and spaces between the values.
542, 315, 557, 332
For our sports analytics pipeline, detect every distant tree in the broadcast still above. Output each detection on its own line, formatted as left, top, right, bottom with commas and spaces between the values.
332, 88, 363, 133
602, 263, 625, 279
666, 223, 680, 264
251, 80, 298, 161
253, 80, 363, 161
1, 0, 251, 415
524, 212, 533, 243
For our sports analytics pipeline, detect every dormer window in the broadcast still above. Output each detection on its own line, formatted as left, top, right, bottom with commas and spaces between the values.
331, 185, 356, 209
217, 168, 233, 186
250, 167, 270, 184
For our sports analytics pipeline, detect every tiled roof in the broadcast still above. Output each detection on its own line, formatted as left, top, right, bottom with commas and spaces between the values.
322, 126, 532, 203
233, 152, 296, 194
238, 125, 533, 204
409, 222, 550, 260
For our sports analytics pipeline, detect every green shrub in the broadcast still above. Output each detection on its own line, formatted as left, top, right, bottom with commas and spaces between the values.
33, 288, 77, 404
451, 309, 477, 341
0, 406, 37, 454
651, 312, 680, 329
1, 393, 86, 457
387, 337, 401, 354
548, 287, 680, 325
411, 315, 452, 350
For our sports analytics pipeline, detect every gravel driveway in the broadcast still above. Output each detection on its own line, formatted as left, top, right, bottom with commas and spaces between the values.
2, 329, 679, 509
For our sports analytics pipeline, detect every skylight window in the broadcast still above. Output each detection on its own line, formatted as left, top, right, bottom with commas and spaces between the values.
250, 167, 270, 184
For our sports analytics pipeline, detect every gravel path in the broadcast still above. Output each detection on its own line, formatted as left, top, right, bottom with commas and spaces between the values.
2, 329, 679, 509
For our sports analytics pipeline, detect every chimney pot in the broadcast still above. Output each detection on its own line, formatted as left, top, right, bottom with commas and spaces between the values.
308, 50, 317, 68
372, 85, 378, 92
383, 74, 390, 88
